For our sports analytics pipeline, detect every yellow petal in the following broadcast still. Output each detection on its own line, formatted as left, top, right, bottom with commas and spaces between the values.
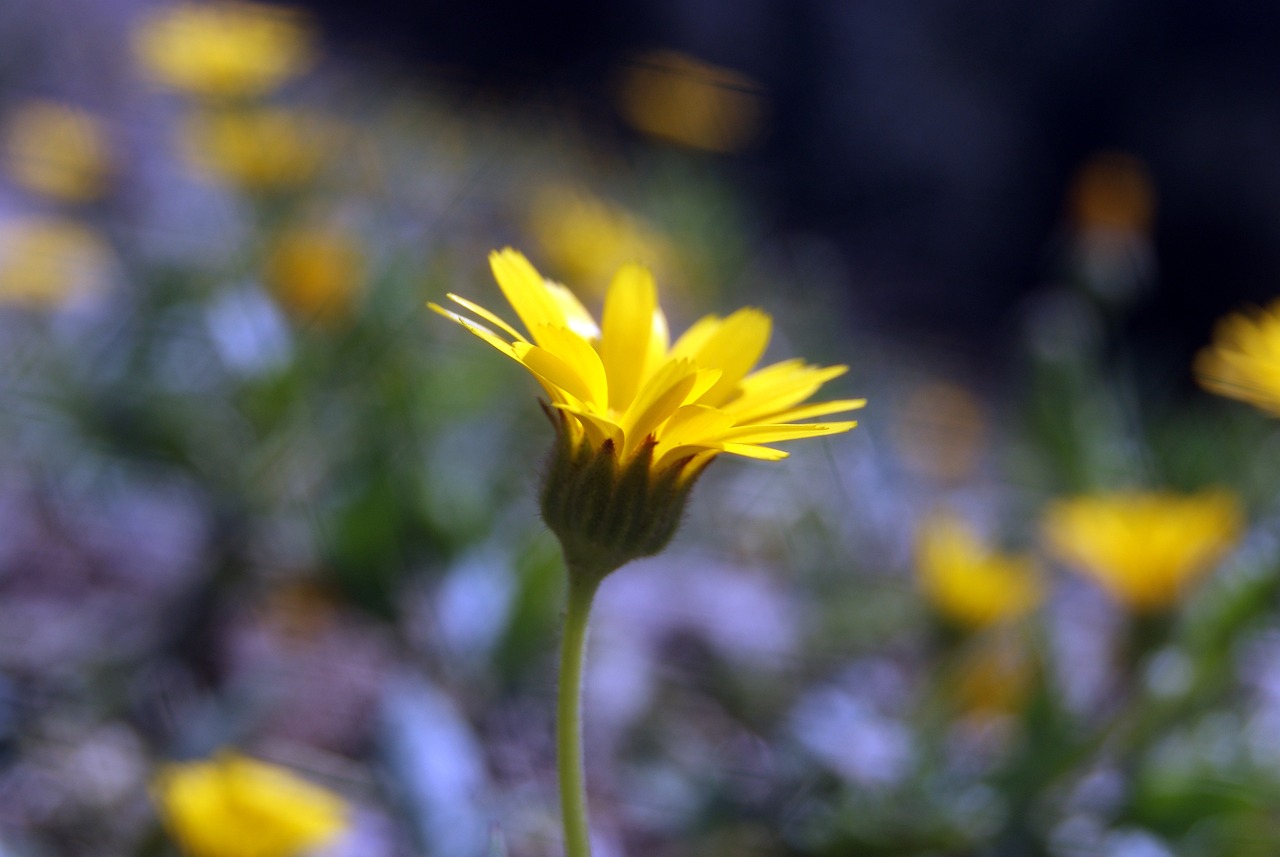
514, 341, 597, 405
683, 367, 722, 404
489, 248, 567, 347
554, 403, 624, 449
648, 304, 671, 370
545, 280, 601, 340
721, 442, 789, 461
681, 307, 772, 406
619, 358, 701, 455
530, 323, 608, 407
726, 362, 849, 421
655, 441, 724, 471
668, 313, 722, 360
428, 302, 517, 358
718, 421, 859, 444
600, 262, 658, 412
656, 404, 736, 448
444, 293, 527, 343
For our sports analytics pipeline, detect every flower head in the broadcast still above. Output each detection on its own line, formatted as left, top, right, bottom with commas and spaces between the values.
0, 217, 111, 307
916, 513, 1042, 630
153, 751, 348, 857
431, 249, 862, 575
1194, 299, 1280, 417
134, 1, 315, 99
1043, 491, 1242, 612
952, 632, 1035, 715
616, 50, 764, 153
265, 223, 364, 325
4, 100, 111, 203
181, 108, 330, 191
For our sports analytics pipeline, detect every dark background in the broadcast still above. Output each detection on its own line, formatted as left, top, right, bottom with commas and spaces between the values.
305, 0, 1280, 365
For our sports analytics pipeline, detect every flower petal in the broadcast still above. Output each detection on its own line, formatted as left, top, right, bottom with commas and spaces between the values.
656, 404, 736, 449
619, 358, 702, 456
428, 302, 517, 358
514, 341, 598, 405
489, 248, 569, 347
545, 280, 601, 340
443, 293, 527, 343
721, 442, 789, 461
530, 323, 608, 408
718, 421, 859, 444
554, 403, 624, 449
679, 307, 772, 406
600, 263, 658, 412
726, 362, 849, 421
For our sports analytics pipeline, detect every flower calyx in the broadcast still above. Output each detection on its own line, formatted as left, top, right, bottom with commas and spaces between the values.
539, 405, 709, 584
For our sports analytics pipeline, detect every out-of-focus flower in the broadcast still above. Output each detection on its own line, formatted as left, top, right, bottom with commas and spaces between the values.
182, 108, 330, 191
953, 633, 1034, 715
1043, 491, 1243, 612
916, 513, 1042, 630
0, 217, 110, 307
265, 224, 364, 325
1194, 299, 1280, 417
134, 1, 315, 99
431, 248, 862, 573
153, 751, 348, 857
1065, 151, 1157, 303
615, 50, 765, 153
4, 100, 111, 203
1068, 152, 1155, 236
527, 185, 675, 296
893, 381, 987, 482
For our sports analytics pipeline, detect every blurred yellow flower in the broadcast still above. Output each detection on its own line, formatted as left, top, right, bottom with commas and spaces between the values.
953, 633, 1034, 715
0, 217, 110, 307
4, 100, 111, 203
134, 1, 315, 99
528, 186, 675, 296
265, 224, 364, 324
153, 751, 348, 857
1194, 299, 1280, 417
916, 513, 1042, 629
893, 381, 987, 483
182, 108, 329, 191
1068, 151, 1156, 235
616, 50, 765, 153
1043, 491, 1243, 612
432, 249, 863, 571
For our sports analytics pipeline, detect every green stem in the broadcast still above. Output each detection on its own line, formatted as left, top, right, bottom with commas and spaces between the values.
557, 572, 600, 857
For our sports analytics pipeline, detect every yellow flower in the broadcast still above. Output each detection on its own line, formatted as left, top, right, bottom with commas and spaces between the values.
134, 1, 314, 99
916, 513, 1042, 629
265, 224, 364, 325
1043, 491, 1243, 612
0, 217, 111, 307
153, 751, 348, 857
4, 100, 111, 203
431, 249, 862, 574
615, 50, 765, 153
182, 108, 329, 191
1194, 299, 1280, 417
952, 632, 1035, 715
1067, 151, 1155, 235
527, 186, 675, 296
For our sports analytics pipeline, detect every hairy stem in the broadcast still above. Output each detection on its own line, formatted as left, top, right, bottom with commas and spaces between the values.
557, 572, 600, 857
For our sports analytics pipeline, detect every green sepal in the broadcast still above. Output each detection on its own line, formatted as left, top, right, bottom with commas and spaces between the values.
539, 408, 709, 585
